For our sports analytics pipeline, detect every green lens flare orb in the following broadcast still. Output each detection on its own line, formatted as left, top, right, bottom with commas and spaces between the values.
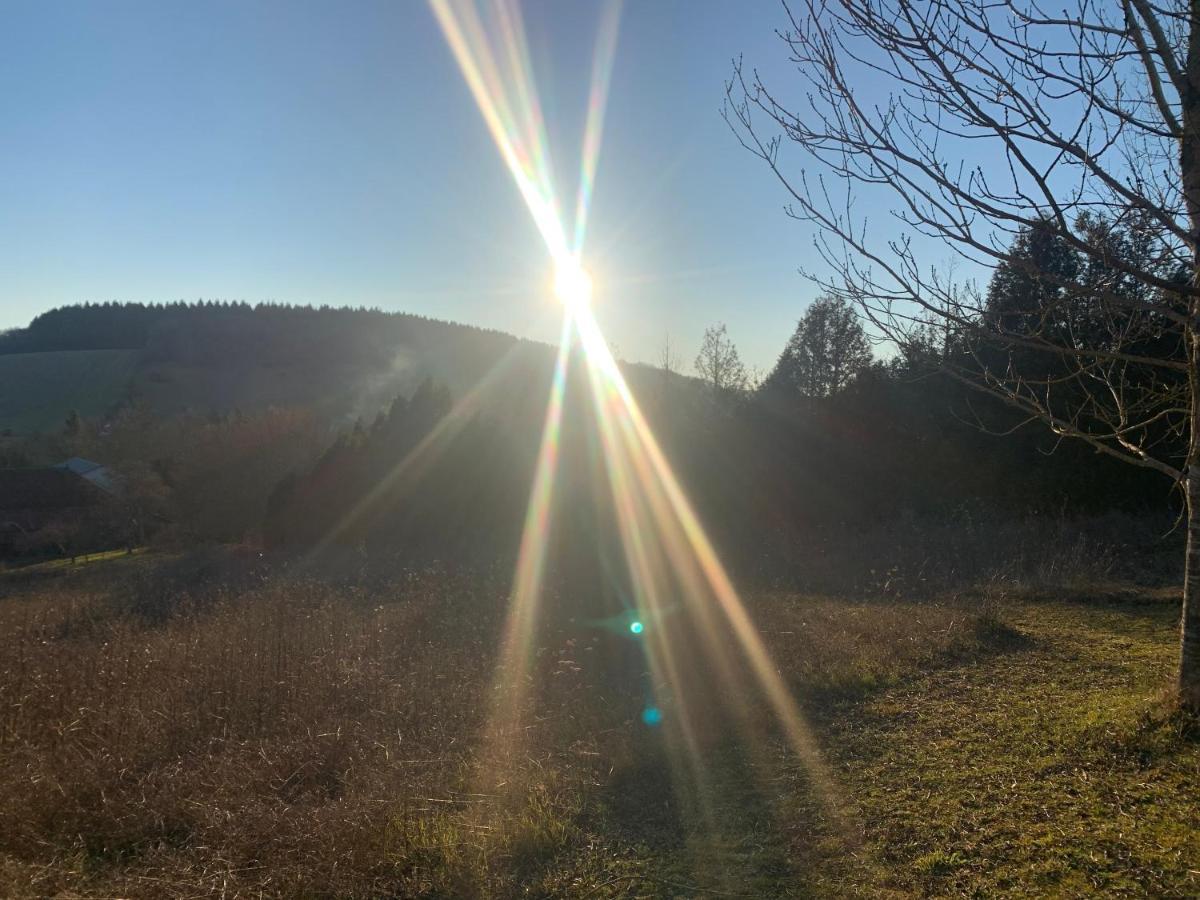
641, 707, 663, 726
629, 620, 644, 634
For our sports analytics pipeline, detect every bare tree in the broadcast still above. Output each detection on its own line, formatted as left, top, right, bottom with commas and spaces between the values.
695, 323, 750, 396
658, 331, 683, 405
660, 331, 681, 378
726, 0, 1200, 707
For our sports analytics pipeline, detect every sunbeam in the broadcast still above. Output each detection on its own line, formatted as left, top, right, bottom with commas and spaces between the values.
487, 311, 573, 761
430, 0, 847, 836
428, 0, 567, 261
299, 325, 556, 562
573, 303, 847, 816
571, 0, 623, 255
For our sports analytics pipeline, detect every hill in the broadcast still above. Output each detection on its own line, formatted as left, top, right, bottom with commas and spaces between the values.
0, 300, 703, 552
0, 302, 592, 434
0, 349, 140, 434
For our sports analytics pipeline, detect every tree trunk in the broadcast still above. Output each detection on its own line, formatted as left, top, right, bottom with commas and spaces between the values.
1182, 466, 1200, 710
1179, 3, 1200, 713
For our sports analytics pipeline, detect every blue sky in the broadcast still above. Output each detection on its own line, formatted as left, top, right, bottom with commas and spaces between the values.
1, 1, 939, 372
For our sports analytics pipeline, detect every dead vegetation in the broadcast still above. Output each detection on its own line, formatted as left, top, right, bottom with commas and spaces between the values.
0, 550, 998, 897
0, 528, 1194, 896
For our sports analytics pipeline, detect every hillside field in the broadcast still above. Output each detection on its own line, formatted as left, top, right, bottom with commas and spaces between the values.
0, 306, 667, 435
0, 350, 139, 435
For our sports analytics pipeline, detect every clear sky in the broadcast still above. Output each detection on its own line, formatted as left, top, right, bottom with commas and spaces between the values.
0, 1, 883, 373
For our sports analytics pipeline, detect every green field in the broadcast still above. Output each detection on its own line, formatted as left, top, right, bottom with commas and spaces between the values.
129, 340, 563, 424
0, 350, 139, 434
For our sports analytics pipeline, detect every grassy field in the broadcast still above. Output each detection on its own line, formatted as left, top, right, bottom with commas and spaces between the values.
802, 592, 1199, 897
0, 350, 140, 434
0, 556, 1196, 897
129, 340, 556, 426
1, 547, 149, 573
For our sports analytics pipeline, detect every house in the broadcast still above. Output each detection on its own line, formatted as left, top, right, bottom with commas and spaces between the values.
0, 458, 123, 560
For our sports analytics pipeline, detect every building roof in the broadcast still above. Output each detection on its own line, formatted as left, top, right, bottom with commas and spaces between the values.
58, 457, 103, 476
54, 457, 118, 494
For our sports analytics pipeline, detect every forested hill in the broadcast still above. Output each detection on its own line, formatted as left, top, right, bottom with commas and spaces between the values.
0, 301, 590, 433
0, 301, 516, 356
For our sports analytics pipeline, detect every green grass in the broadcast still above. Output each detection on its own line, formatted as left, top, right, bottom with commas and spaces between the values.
0, 349, 139, 434
0, 561, 1196, 896
809, 598, 1200, 897
1, 546, 148, 574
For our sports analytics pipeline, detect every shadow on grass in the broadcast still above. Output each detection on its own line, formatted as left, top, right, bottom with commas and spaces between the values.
797, 607, 1036, 715
1100, 703, 1200, 769
580, 730, 827, 898
971, 610, 1035, 652
1009, 583, 1181, 618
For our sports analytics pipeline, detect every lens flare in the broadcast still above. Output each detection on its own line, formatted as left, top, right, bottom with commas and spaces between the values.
488, 311, 573, 760
430, 0, 848, 840
553, 259, 593, 309
572, 0, 622, 254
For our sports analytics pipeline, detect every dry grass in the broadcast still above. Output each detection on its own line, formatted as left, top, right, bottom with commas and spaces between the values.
0, 562, 501, 896
770, 510, 1180, 598
2, 532, 1194, 897
0, 552, 1000, 897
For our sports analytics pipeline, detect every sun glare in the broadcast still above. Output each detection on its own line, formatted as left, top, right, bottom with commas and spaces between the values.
431, 0, 844, 842
553, 259, 593, 309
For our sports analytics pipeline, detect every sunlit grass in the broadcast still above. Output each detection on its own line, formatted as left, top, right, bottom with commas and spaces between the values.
4, 545, 147, 573
811, 600, 1200, 897
3, 556, 1196, 895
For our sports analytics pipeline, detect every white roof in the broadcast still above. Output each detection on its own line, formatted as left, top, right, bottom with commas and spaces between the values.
55, 457, 119, 494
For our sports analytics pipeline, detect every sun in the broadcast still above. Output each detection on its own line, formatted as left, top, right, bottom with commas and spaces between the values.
553, 259, 593, 310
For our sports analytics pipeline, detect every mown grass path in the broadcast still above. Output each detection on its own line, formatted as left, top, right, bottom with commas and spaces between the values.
797, 596, 1200, 897
578, 596, 1199, 898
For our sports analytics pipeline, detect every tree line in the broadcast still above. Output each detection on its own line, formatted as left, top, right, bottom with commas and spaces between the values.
0, 300, 516, 357
725, 0, 1200, 705
3, 266, 1165, 568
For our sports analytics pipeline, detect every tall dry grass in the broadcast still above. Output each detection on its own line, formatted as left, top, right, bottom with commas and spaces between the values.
0, 537, 1061, 897
0, 562, 510, 896
759, 510, 1180, 597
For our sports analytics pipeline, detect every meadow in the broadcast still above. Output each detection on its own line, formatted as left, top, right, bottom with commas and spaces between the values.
6, 0, 1200, 895
0, 350, 139, 435
1, 531, 1196, 898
